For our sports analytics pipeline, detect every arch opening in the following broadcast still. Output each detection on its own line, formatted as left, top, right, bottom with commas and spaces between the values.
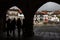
6, 6, 25, 20
33, 2, 60, 36
33, 2, 60, 26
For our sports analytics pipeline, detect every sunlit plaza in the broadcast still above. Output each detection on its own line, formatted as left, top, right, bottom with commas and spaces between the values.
33, 2, 60, 26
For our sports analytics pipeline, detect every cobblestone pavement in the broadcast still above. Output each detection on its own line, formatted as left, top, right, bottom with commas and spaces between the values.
0, 25, 60, 40
33, 25, 60, 40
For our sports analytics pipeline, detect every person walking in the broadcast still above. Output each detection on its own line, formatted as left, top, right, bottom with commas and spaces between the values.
11, 18, 16, 36
17, 18, 21, 37
6, 18, 11, 37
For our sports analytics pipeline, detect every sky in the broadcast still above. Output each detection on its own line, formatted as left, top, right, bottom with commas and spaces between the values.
37, 2, 60, 12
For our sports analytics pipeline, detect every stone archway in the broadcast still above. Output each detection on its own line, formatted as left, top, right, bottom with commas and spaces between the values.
0, 0, 60, 37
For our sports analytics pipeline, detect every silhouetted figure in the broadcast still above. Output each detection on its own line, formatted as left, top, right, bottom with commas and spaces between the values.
6, 19, 11, 37
11, 18, 16, 36
17, 18, 21, 37
22, 19, 27, 37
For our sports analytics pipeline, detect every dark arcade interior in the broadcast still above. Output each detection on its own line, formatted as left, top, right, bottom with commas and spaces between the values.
0, 0, 60, 40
